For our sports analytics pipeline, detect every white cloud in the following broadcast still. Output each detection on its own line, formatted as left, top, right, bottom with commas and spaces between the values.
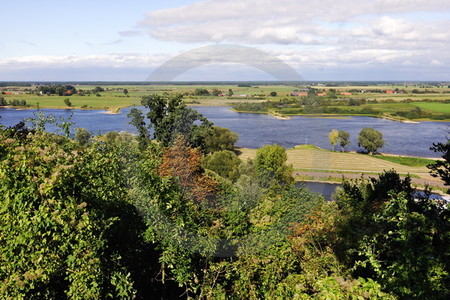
138, 0, 450, 68
431, 59, 442, 65
0, 54, 170, 70
0, 46, 448, 81
118, 31, 143, 37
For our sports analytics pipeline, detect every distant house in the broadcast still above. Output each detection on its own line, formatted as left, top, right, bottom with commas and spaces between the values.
385, 90, 394, 94
218, 93, 226, 97
341, 92, 352, 96
291, 93, 308, 96
317, 93, 326, 96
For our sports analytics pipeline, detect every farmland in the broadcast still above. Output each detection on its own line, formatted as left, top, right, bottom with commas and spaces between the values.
238, 145, 445, 192
1, 82, 450, 121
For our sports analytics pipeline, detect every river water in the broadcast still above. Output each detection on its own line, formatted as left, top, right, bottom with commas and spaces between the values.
0, 106, 448, 157
299, 182, 449, 202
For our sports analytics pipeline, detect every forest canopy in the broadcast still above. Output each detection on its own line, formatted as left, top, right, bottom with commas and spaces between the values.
1, 94, 449, 299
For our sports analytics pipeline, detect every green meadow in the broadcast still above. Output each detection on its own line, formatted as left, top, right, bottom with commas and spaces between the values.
2, 83, 450, 120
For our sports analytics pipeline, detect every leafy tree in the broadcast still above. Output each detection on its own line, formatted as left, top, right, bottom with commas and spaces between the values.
270, 91, 277, 97
228, 89, 234, 97
338, 130, 350, 152
307, 88, 317, 96
127, 108, 150, 149
123, 88, 129, 96
211, 89, 221, 96
64, 98, 72, 107
74, 127, 91, 146
55, 112, 74, 138
0, 129, 144, 298
358, 127, 384, 154
194, 88, 210, 96
0, 96, 6, 106
328, 129, 339, 151
158, 135, 218, 204
288, 202, 394, 299
255, 144, 294, 191
93, 86, 104, 93
428, 141, 450, 193
203, 126, 239, 153
138, 94, 212, 148
202, 150, 241, 182
335, 170, 450, 299
26, 110, 56, 132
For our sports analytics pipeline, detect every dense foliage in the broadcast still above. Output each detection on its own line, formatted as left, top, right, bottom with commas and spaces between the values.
1, 95, 449, 299
358, 127, 385, 154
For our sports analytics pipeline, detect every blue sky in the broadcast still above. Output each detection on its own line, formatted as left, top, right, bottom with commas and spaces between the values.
0, 0, 449, 81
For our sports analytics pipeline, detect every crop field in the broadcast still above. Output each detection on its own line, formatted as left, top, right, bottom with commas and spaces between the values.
238, 145, 434, 180
412, 102, 450, 114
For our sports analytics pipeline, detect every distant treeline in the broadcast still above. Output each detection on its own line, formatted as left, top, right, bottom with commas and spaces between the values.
1, 81, 449, 87
0, 97, 27, 106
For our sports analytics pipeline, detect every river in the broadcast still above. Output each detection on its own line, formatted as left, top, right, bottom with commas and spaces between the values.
0, 106, 448, 157
299, 181, 449, 202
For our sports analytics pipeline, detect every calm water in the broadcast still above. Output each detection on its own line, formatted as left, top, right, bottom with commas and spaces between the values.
299, 182, 449, 202
298, 182, 341, 201
0, 106, 448, 157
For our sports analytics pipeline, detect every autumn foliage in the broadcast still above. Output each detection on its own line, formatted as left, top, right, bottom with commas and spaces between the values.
158, 135, 218, 204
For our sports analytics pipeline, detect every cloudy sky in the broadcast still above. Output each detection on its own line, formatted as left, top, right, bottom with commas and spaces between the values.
0, 0, 449, 81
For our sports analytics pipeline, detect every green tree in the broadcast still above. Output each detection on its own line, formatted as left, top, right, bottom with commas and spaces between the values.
204, 126, 239, 153
211, 89, 221, 96
338, 130, 350, 152
194, 88, 210, 96
0, 130, 143, 298
270, 91, 277, 97
64, 98, 72, 107
228, 89, 234, 97
357, 127, 384, 154
202, 150, 241, 182
74, 127, 91, 146
428, 141, 450, 192
93, 86, 104, 93
335, 170, 450, 299
55, 112, 74, 138
328, 129, 339, 151
0, 96, 6, 106
255, 144, 294, 190
55, 86, 65, 96
138, 94, 212, 148
127, 108, 150, 148
26, 110, 56, 132
123, 88, 129, 96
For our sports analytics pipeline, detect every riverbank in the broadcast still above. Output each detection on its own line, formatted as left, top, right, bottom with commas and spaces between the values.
232, 108, 450, 123
294, 170, 447, 195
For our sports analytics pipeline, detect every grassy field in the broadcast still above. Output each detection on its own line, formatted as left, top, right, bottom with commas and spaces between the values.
2, 83, 450, 119
238, 145, 436, 181
373, 155, 437, 167
412, 102, 450, 114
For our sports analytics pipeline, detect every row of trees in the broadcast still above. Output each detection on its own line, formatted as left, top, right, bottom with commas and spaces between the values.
328, 127, 385, 154
192, 88, 234, 97
1, 94, 449, 298
38, 84, 78, 96
0, 97, 27, 107
35, 85, 125, 97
